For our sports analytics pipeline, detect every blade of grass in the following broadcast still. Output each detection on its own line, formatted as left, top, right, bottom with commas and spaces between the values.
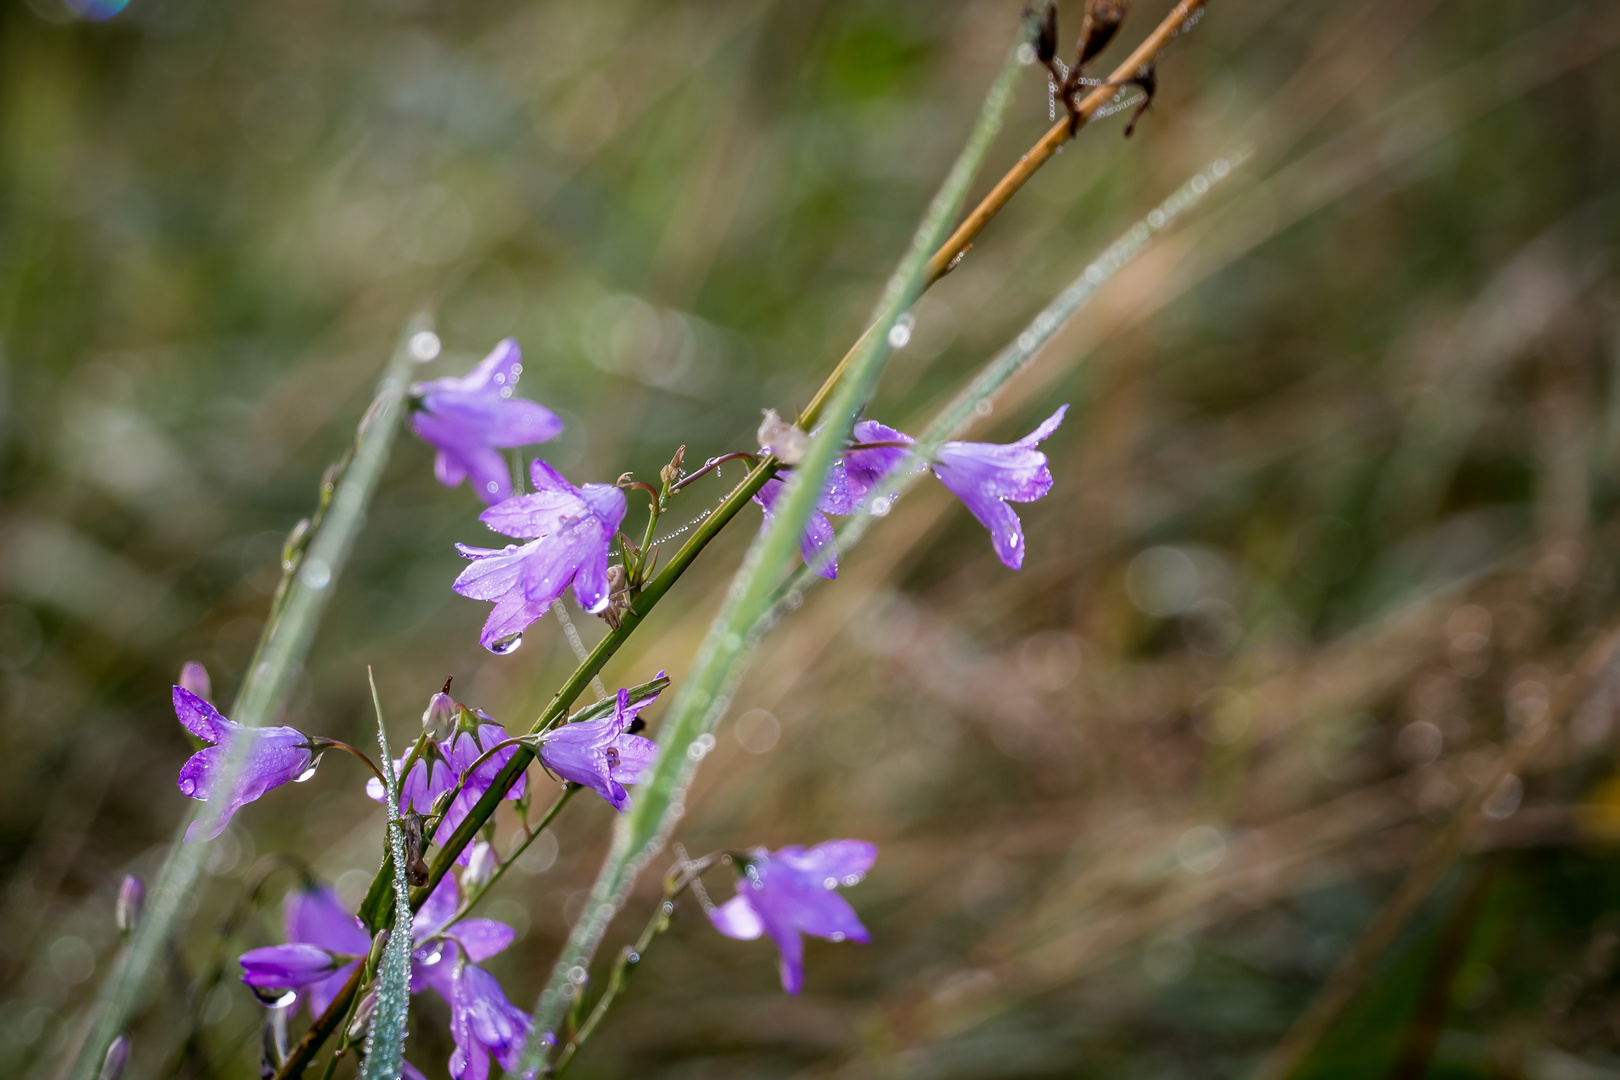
516, 20, 1037, 1074
64, 314, 431, 1080
361, 669, 413, 1080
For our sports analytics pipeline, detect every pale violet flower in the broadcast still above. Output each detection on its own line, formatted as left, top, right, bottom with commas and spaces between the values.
537, 684, 661, 812
708, 840, 877, 995
454, 461, 627, 652
174, 687, 312, 843
932, 405, 1067, 570
410, 339, 564, 505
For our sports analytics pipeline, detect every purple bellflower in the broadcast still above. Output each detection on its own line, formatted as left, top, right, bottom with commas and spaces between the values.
410, 339, 564, 505
367, 708, 525, 864
837, 419, 924, 508
454, 461, 627, 652
412, 875, 539, 1080
537, 684, 661, 812
932, 404, 1068, 570
239, 882, 370, 1016
708, 839, 877, 995
173, 687, 313, 843
753, 474, 845, 580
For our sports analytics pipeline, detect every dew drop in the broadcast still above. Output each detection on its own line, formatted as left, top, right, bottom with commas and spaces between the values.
421, 944, 443, 966
295, 763, 320, 783
490, 633, 524, 655
486, 481, 500, 494
268, 989, 298, 1008
661, 901, 675, 916
409, 331, 441, 362
568, 965, 588, 984
887, 313, 914, 349
823, 877, 837, 889
828, 932, 845, 942
300, 557, 331, 590
627, 951, 640, 964
869, 496, 892, 517
842, 874, 861, 886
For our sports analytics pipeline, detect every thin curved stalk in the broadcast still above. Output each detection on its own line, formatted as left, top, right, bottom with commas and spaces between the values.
517, 22, 1036, 1074
65, 314, 431, 1080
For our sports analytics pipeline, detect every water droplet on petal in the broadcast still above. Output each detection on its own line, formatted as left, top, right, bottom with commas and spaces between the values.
823, 877, 837, 889
842, 874, 861, 886
421, 944, 444, 965
486, 481, 500, 494
828, 932, 845, 942
295, 763, 320, 783
270, 989, 298, 1008
491, 633, 524, 655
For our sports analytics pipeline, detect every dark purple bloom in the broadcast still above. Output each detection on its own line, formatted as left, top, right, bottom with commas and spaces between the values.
410, 876, 536, 1080
239, 883, 371, 1017
174, 687, 312, 843
537, 685, 660, 812
753, 474, 847, 580
932, 405, 1068, 570
454, 461, 627, 651
410, 339, 564, 505
366, 712, 525, 865
837, 419, 923, 508
708, 839, 877, 995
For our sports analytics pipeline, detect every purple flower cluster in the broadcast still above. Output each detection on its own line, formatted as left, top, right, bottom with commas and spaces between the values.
708, 840, 878, 994
240, 874, 538, 1080
756, 409, 1067, 578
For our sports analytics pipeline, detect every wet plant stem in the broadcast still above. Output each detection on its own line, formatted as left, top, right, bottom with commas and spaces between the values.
442, 786, 577, 935
551, 854, 722, 1076
309, 738, 386, 786
278, 4, 1212, 1071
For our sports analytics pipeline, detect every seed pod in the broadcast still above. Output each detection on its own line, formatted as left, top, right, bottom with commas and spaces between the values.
116, 875, 145, 937
402, 813, 431, 887
1077, 0, 1128, 69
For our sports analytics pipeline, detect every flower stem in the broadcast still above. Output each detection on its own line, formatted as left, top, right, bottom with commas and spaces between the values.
668, 452, 758, 493
443, 786, 577, 933
309, 738, 387, 786
66, 313, 433, 1080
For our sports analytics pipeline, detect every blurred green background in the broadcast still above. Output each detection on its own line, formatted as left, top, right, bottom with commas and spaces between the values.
5, 0, 1620, 1076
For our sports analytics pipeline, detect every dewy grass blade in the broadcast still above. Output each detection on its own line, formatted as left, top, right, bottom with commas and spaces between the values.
362, 670, 413, 1080
65, 315, 431, 1080
515, 21, 1037, 1074
773, 148, 1253, 610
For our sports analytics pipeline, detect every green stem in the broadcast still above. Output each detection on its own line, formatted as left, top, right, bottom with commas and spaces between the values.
64, 314, 431, 1080
517, 25, 1033, 1076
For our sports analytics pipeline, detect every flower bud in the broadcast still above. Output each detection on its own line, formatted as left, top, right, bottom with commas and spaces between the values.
346, 990, 377, 1040
99, 1035, 130, 1080
116, 874, 145, 937
660, 445, 686, 489
465, 841, 498, 888
178, 662, 211, 703
421, 686, 456, 741
757, 409, 807, 465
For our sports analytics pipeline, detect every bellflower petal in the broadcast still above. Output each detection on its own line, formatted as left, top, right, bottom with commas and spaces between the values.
842, 420, 923, 507
753, 475, 841, 580
454, 466, 627, 650
410, 339, 564, 504
932, 404, 1068, 570
538, 685, 661, 811
173, 687, 312, 842
706, 839, 877, 995
449, 962, 535, 1080
240, 944, 348, 989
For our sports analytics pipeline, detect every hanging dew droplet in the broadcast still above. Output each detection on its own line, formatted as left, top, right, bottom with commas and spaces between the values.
490, 633, 524, 655
295, 762, 320, 783
408, 331, 441, 362
828, 932, 845, 942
